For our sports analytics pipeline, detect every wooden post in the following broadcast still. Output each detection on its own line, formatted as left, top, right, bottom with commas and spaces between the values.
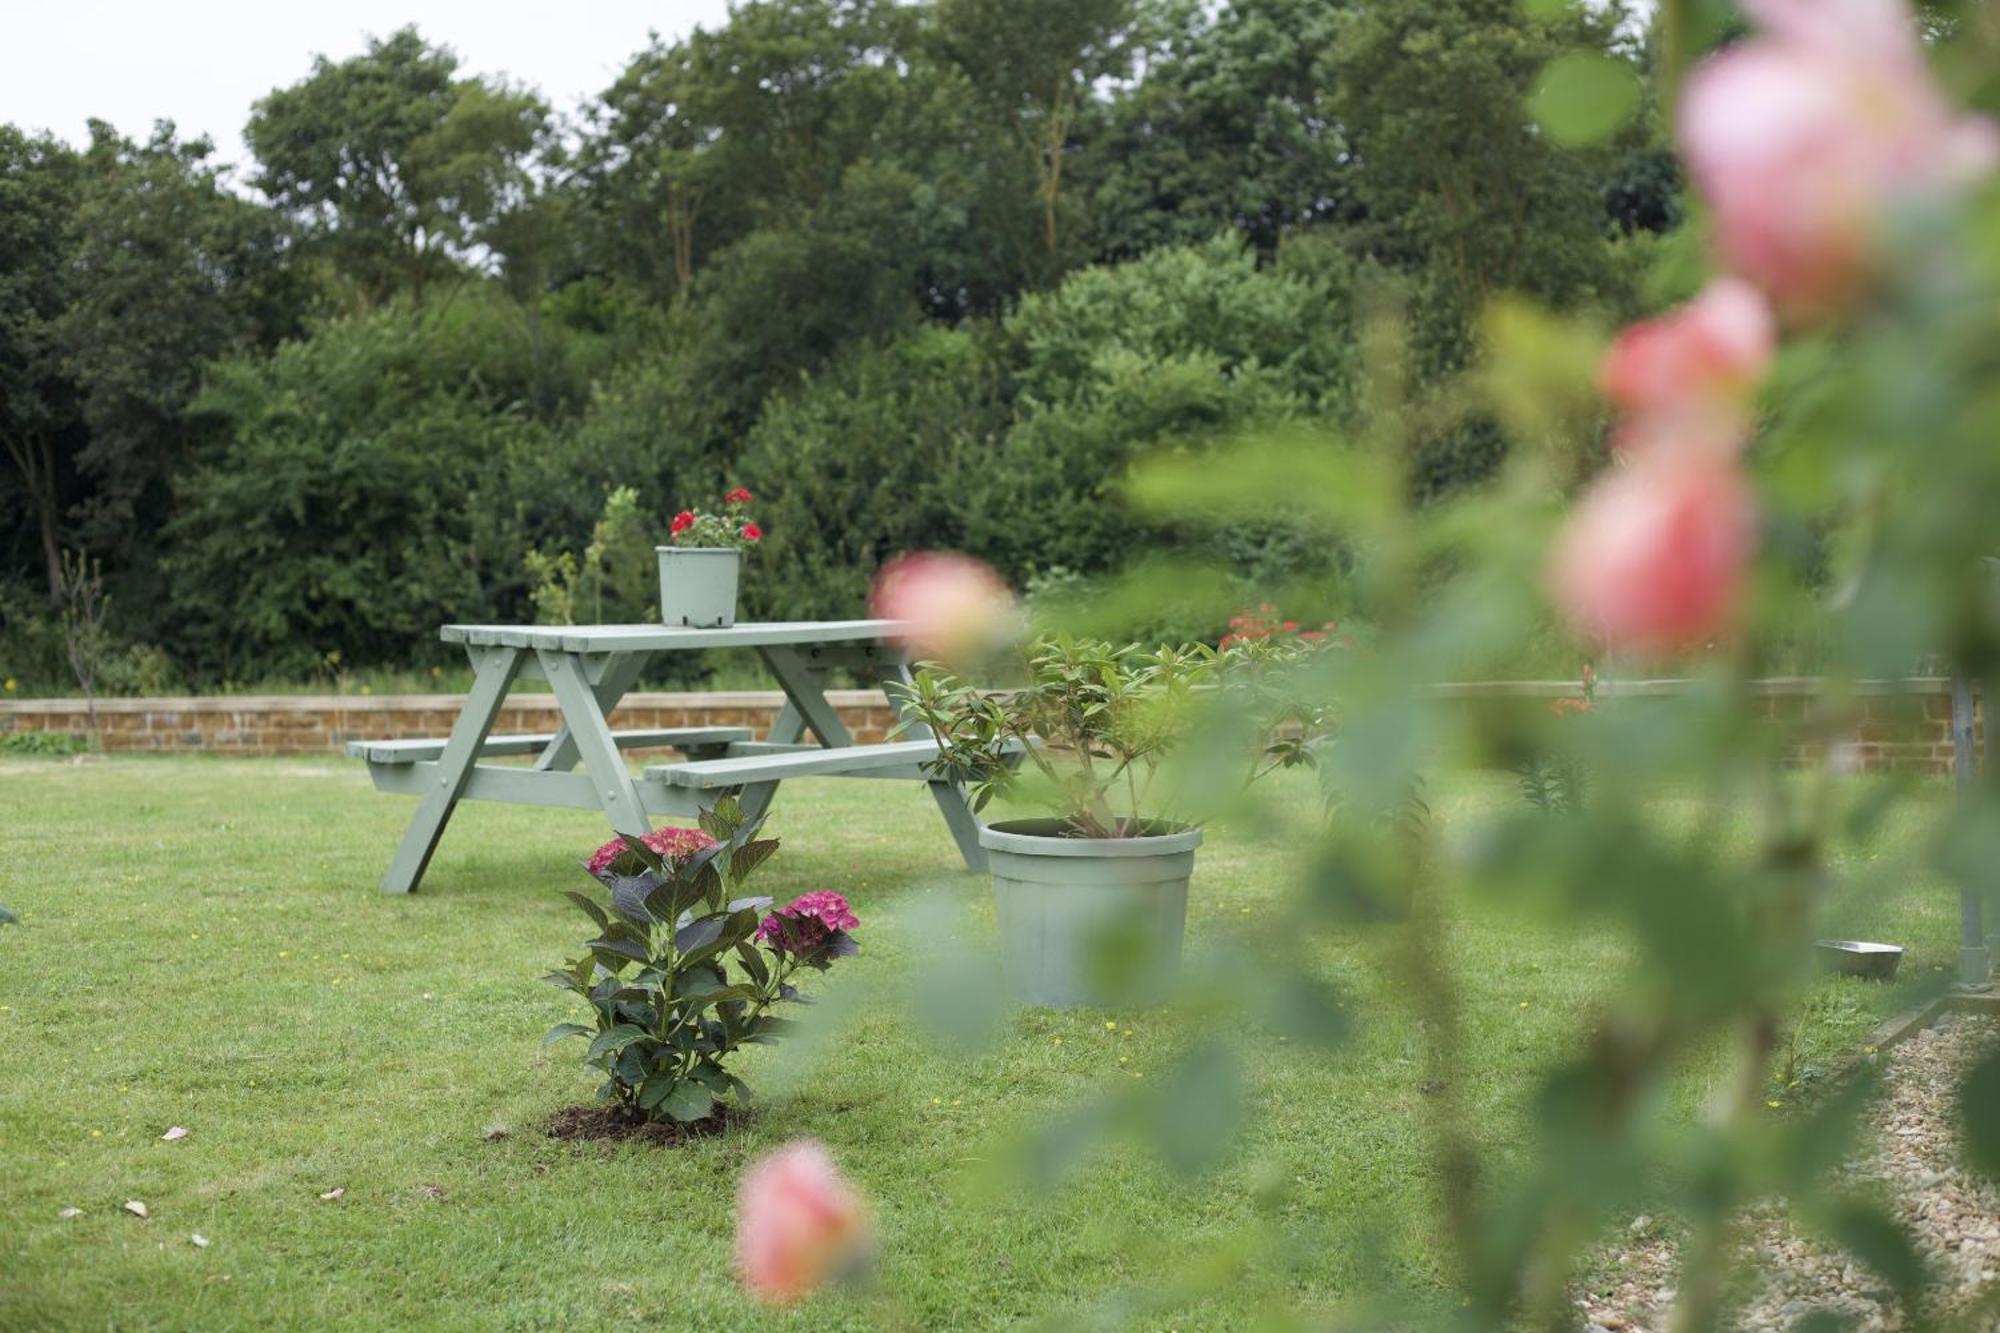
1953, 676, 1991, 990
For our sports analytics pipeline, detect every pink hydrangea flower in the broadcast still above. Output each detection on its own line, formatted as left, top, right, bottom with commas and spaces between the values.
1549, 452, 1758, 657
755, 891, 860, 951
736, 1140, 871, 1306
869, 551, 1023, 665
584, 825, 716, 878
1678, 0, 2000, 323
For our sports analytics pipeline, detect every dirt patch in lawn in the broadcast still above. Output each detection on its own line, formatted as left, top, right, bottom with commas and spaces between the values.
1577, 1011, 2000, 1331
545, 1103, 743, 1147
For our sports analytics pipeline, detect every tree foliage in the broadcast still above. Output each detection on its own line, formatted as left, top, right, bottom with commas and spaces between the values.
0, 1, 1671, 686
246, 27, 547, 305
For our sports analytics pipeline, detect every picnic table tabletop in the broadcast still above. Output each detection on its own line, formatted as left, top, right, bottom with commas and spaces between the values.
439, 619, 908, 653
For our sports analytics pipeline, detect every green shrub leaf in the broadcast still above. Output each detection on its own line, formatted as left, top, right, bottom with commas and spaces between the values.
561, 890, 610, 931
585, 1024, 652, 1063
658, 1081, 716, 1123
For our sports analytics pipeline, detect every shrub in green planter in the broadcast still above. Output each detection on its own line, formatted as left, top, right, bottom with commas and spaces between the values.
543, 797, 859, 1124
894, 633, 1330, 837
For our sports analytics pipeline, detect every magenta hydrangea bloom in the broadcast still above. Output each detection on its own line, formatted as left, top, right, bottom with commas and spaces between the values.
586, 825, 716, 878
755, 891, 860, 952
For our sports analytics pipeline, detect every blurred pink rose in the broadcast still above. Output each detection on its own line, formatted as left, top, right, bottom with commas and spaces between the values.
1678, 0, 1999, 323
1550, 453, 1758, 656
1607, 407, 1755, 465
736, 1140, 871, 1306
1600, 278, 1774, 433
870, 551, 1022, 663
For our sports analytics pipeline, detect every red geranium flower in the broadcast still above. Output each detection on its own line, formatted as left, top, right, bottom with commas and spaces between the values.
670, 510, 696, 535
726, 487, 754, 504
742, 523, 763, 542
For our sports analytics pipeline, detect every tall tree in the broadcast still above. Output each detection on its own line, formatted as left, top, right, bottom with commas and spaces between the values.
0, 127, 79, 603
932, 0, 1141, 263
1330, 0, 1630, 360
0, 122, 295, 609
580, 2, 914, 307
1083, 0, 1355, 260
59, 123, 308, 599
1326, 0, 1634, 495
246, 27, 547, 305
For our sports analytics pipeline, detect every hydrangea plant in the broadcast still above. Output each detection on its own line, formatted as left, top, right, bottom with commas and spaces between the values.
543, 797, 858, 1124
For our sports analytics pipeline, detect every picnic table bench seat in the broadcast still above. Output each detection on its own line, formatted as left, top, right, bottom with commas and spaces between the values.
645, 738, 943, 787
348, 726, 751, 765
645, 734, 1033, 789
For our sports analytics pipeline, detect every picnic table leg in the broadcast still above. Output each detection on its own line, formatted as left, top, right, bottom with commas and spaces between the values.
534, 651, 650, 772
758, 645, 854, 746
731, 663, 810, 827
880, 662, 989, 874
379, 646, 523, 894
541, 649, 653, 838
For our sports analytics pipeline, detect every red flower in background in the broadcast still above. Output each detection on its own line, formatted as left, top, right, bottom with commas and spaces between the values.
742, 523, 763, 542
670, 510, 696, 535
726, 487, 754, 504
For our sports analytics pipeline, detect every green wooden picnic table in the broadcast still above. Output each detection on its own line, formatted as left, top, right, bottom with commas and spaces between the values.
350, 619, 989, 893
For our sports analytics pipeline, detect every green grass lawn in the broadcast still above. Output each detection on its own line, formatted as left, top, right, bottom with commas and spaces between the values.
0, 757, 1964, 1329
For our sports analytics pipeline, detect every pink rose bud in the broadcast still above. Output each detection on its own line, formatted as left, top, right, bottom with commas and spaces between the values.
735, 1140, 871, 1306
1550, 453, 1757, 657
1678, 0, 2000, 324
1599, 278, 1775, 424
869, 551, 1023, 664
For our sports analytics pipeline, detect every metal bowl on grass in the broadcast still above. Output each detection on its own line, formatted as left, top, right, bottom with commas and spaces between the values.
1816, 939, 1904, 980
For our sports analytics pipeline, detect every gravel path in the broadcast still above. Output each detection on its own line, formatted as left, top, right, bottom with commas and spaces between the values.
1577, 1012, 2000, 1331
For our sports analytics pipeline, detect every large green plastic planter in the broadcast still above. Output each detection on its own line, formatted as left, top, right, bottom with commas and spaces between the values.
978, 818, 1202, 1009
656, 546, 740, 627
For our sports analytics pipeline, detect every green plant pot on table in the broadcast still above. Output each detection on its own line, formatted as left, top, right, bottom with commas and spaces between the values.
657, 487, 762, 627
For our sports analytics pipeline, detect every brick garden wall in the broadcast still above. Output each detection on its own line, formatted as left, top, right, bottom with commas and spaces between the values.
1428, 678, 1980, 775
0, 679, 1980, 774
0, 691, 902, 756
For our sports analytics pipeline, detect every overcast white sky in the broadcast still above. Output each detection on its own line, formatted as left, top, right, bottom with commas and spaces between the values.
0, 2, 737, 175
